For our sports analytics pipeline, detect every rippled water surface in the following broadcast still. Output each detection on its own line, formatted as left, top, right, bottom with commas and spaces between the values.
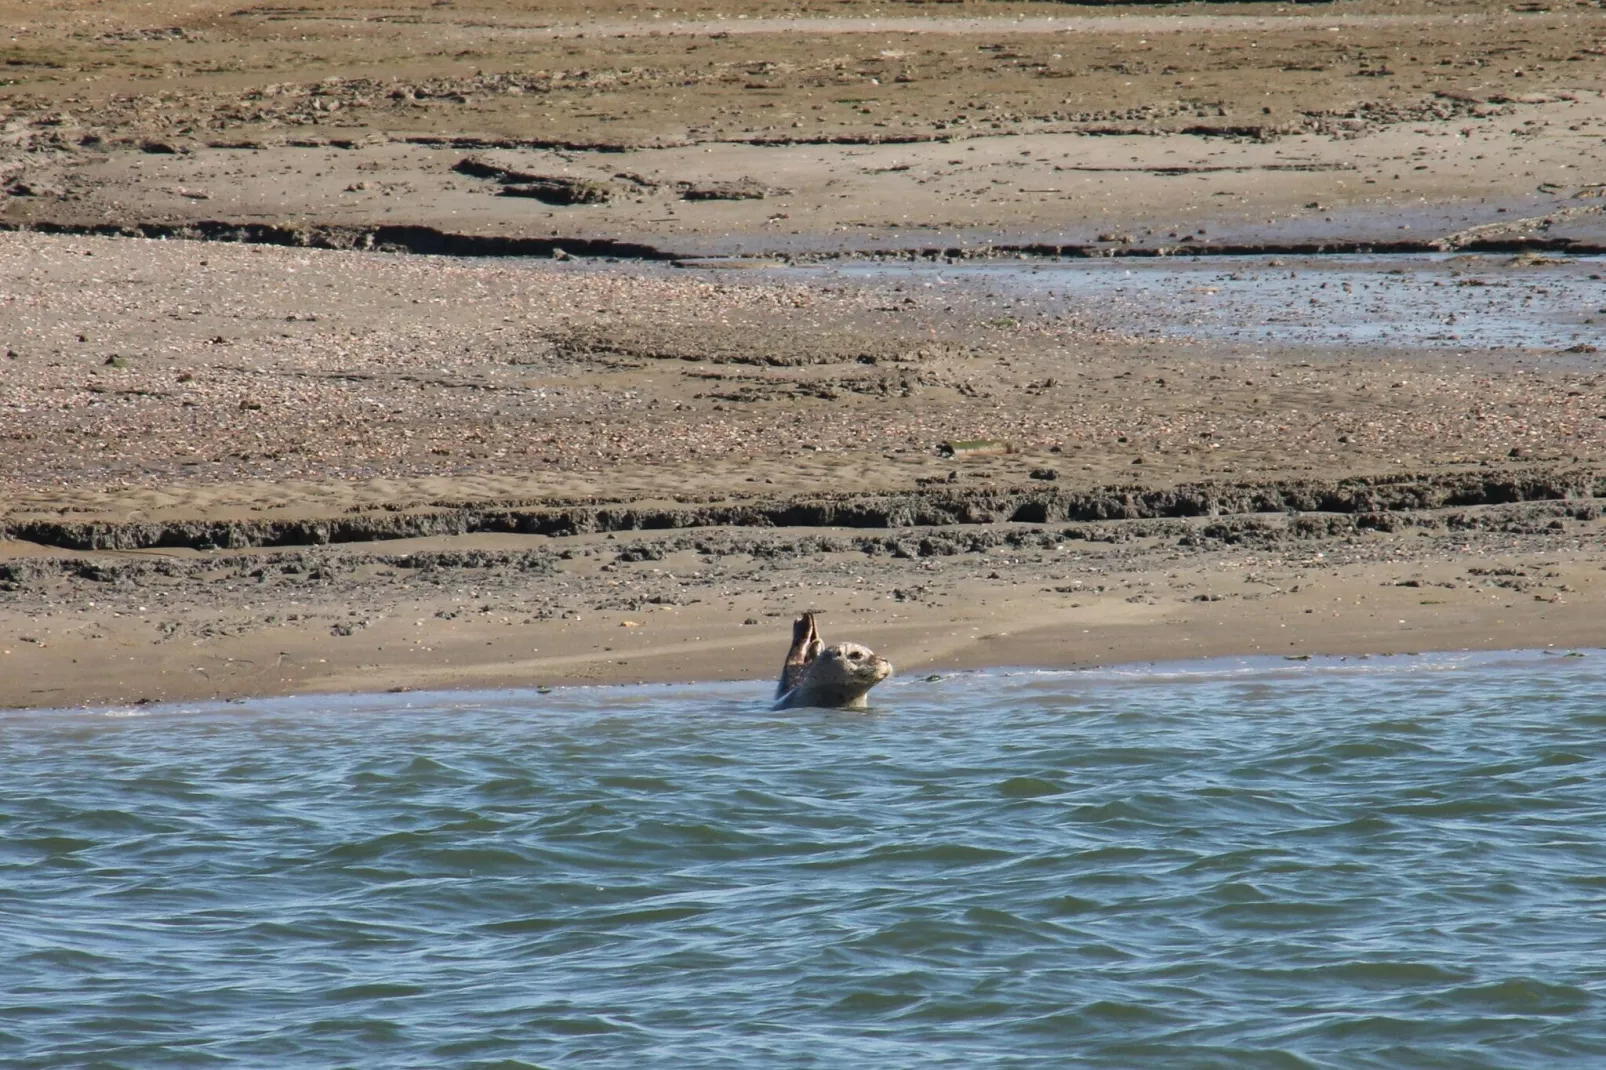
5, 652, 1606, 1068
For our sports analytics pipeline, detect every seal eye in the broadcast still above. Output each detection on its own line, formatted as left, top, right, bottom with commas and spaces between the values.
847, 651, 862, 660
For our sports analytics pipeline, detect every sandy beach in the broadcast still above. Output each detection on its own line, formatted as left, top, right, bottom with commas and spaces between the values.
3, 0, 1605, 707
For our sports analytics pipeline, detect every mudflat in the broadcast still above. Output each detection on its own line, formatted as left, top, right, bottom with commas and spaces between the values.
2, 0, 1604, 707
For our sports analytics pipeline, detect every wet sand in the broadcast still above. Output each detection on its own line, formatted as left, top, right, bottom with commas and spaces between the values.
5, 517, 1605, 708
2, 0, 1605, 707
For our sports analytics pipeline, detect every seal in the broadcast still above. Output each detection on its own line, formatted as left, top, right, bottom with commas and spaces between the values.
772, 611, 893, 710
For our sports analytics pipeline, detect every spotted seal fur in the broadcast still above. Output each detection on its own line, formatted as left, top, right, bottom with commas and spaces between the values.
772, 611, 893, 710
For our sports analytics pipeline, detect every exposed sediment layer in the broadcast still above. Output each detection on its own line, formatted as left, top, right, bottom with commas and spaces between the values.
0, 546, 558, 589
0, 220, 677, 262
4, 497, 1600, 595
7, 469, 1602, 553
4, 218, 1602, 264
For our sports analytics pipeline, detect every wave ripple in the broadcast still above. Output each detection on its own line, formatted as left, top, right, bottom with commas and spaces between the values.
3, 653, 1606, 1067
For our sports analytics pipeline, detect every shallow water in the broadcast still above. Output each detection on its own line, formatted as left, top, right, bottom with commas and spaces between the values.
4, 651, 1606, 1068
821, 254, 1606, 352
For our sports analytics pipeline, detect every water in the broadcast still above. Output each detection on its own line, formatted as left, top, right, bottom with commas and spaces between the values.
4, 651, 1606, 1069
817, 254, 1606, 352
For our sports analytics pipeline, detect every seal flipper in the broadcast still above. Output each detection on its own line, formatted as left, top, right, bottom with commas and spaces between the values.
777, 612, 822, 700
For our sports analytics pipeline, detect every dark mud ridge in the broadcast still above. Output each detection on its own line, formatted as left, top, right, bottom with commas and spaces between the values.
4, 218, 1602, 263
6, 468, 1602, 554
1, 220, 675, 261
2, 498, 1598, 597
0, 546, 556, 592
